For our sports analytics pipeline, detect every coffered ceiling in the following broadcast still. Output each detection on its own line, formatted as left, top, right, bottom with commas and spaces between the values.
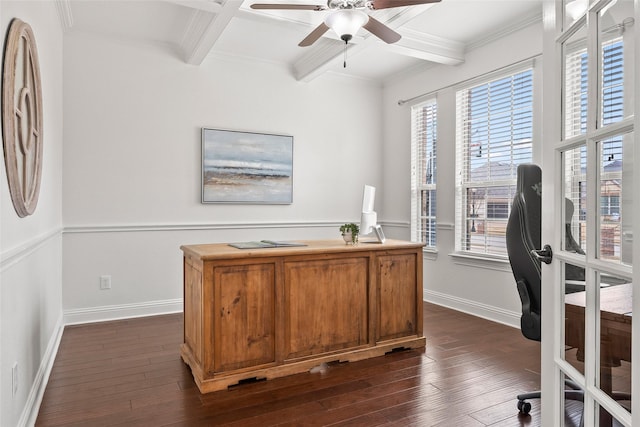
57, 0, 543, 82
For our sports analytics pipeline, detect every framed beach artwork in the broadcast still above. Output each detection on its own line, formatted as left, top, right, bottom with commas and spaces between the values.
202, 128, 293, 204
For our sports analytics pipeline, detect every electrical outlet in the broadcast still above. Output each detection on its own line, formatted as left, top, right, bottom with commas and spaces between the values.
100, 275, 112, 290
11, 362, 18, 396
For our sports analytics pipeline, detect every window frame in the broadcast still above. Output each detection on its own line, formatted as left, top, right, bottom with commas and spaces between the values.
410, 98, 438, 249
454, 64, 535, 258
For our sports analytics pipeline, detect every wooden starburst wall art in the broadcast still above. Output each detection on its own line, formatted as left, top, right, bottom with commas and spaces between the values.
2, 18, 43, 217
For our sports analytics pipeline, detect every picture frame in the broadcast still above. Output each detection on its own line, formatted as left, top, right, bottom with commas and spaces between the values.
202, 128, 293, 204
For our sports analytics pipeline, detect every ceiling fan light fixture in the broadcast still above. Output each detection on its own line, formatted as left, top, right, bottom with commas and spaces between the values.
324, 9, 369, 43
565, 0, 588, 20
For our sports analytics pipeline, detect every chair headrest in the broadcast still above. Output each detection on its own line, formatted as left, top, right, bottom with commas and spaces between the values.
516, 163, 542, 249
516, 164, 542, 199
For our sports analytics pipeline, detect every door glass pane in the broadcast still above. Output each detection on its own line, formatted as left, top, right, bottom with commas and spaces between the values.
563, 145, 587, 255
598, 132, 633, 265
598, 273, 632, 417
564, 24, 588, 138
564, 262, 586, 376
562, 373, 585, 426
594, 403, 626, 427
598, 0, 634, 127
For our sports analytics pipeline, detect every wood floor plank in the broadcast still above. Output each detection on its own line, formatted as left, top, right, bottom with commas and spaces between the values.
36, 303, 549, 426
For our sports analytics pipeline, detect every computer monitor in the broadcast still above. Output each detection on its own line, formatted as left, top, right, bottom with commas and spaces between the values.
360, 185, 385, 243
360, 185, 376, 234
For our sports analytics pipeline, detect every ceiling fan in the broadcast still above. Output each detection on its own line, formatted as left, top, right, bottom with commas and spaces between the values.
250, 0, 442, 47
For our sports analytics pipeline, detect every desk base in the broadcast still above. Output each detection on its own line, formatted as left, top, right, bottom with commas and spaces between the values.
181, 336, 426, 393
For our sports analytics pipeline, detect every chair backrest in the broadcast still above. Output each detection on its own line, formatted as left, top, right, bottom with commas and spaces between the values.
506, 164, 542, 341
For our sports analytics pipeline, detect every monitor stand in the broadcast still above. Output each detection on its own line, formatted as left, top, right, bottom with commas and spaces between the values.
360, 225, 385, 244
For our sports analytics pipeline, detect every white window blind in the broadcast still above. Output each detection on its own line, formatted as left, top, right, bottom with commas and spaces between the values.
411, 99, 437, 247
563, 37, 625, 258
455, 68, 533, 256
601, 38, 624, 125
564, 41, 588, 139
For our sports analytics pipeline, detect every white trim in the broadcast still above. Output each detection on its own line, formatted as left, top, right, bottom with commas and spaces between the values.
449, 251, 512, 272
62, 220, 346, 234
422, 249, 438, 261
436, 222, 454, 231
467, 10, 542, 52
63, 299, 183, 325
379, 220, 409, 229
0, 228, 62, 272
62, 220, 405, 234
424, 289, 520, 329
19, 314, 64, 427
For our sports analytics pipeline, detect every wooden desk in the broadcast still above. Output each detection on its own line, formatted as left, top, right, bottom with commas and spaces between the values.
180, 239, 426, 393
565, 283, 632, 365
564, 283, 632, 423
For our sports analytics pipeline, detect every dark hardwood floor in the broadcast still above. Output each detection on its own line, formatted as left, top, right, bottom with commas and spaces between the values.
36, 303, 547, 426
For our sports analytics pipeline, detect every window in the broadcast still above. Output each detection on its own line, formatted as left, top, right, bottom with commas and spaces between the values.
455, 68, 533, 256
411, 99, 437, 247
601, 195, 620, 216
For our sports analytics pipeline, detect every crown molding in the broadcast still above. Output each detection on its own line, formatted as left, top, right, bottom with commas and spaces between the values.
55, 0, 73, 32
467, 9, 542, 53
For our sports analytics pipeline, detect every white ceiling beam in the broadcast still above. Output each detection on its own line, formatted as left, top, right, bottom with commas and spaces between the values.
55, 0, 74, 32
293, 4, 450, 82
180, 0, 243, 65
292, 39, 345, 82
383, 28, 464, 65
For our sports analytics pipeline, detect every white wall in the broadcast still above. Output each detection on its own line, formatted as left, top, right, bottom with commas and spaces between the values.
382, 22, 543, 325
62, 32, 384, 321
0, 2, 64, 426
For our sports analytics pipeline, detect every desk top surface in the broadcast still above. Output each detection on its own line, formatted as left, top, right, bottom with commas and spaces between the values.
564, 283, 632, 317
181, 239, 425, 261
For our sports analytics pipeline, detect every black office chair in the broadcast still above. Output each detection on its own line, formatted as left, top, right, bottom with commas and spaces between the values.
506, 164, 543, 344
505, 164, 584, 415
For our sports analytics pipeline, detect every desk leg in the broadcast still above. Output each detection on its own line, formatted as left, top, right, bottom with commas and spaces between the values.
599, 365, 613, 427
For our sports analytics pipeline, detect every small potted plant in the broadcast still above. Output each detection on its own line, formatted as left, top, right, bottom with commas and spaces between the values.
340, 223, 359, 245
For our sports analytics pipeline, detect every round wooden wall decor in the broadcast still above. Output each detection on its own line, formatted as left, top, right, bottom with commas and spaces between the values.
2, 18, 43, 217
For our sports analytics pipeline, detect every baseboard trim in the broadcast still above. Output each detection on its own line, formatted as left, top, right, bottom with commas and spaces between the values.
424, 289, 520, 329
63, 299, 183, 325
20, 313, 64, 427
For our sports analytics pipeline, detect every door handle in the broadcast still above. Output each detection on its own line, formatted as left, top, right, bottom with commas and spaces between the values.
531, 244, 553, 264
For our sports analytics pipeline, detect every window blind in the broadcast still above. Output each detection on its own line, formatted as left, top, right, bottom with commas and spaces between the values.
411, 99, 437, 247
564, 43, 588, 138
601, 39, 624, 126
563, 36, 625, 259
455, 68, 533, 256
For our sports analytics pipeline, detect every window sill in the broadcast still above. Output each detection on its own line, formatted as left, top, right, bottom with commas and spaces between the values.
449, 252, 512, 272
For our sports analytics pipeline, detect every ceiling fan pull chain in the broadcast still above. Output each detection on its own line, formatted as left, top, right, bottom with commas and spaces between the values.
343, 40, 348, 68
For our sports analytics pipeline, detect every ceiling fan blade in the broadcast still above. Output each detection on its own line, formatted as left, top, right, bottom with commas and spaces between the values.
251, 3, 325, 10
369, 0, 440, 10
363, 16, 401, 44
298, 22, 330, 47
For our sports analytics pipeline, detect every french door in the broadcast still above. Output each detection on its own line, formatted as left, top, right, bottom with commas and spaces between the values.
541, 0, 639, 425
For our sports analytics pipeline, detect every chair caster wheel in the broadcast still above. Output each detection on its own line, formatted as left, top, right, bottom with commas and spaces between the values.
517, 400, 532, 414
